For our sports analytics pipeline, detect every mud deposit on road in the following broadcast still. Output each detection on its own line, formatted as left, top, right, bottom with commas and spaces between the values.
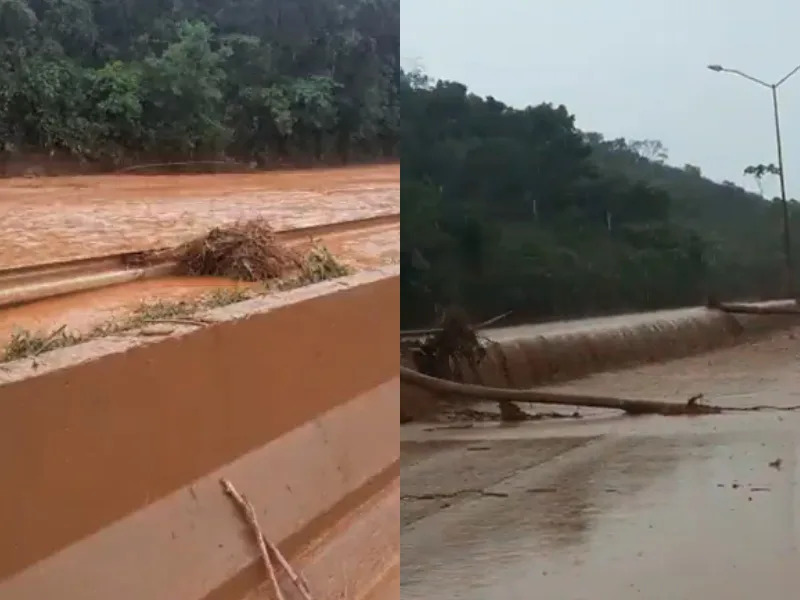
0, 221, 398, 346
401, 329, 800, 599
402, 420, 800, 599
537, 326, 800, 411
0, 164, 398, 268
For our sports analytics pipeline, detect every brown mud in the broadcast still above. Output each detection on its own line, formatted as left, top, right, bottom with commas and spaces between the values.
0, 221, 398, 347
0, 163, 398, 269
0, 165, 398, 346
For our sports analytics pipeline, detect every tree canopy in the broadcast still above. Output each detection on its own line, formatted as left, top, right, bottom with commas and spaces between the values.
401, 70, 800, 327
0, 0, 399, 166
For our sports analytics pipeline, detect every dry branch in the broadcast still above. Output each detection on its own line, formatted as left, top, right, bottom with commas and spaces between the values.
176, 219, 300, 281
725, 404, 800, 412
136, 328, 175, 337
220, 479, 313, 600
400, 366, 721, 416
400, 311, 512, 339
139, 317, 212, 327
32, 324, 68, 356
221, 479, 284, 600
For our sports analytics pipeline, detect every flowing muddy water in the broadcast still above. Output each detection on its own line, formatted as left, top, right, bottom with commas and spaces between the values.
0, 164, 398, 345
0, 164, 398, 269
0, 221, 398, 345
401, 327, 800, 599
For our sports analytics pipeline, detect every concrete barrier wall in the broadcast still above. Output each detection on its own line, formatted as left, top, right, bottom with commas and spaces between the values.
0, 266, 399, 600
453, 306, 794, 390
401, 304, 797, 420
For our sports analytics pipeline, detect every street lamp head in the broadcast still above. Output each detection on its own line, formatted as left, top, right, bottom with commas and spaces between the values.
707, 64, 724, 72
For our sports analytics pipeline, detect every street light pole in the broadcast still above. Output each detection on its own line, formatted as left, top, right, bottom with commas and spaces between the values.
771, 84, 793, 299
708, 63, 800, 299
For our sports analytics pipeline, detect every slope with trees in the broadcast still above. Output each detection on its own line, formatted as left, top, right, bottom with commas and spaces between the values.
0, 0, 399, 168
400, 70, 800, 327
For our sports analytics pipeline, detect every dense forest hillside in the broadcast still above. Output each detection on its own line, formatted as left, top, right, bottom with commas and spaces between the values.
400, 70, 800, 327
0, 0, 399, 167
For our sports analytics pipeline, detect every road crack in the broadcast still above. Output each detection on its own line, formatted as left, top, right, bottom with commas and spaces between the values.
401, 489, 509, 501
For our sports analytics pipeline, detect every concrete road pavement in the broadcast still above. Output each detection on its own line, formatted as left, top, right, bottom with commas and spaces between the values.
401, 413, 800, 599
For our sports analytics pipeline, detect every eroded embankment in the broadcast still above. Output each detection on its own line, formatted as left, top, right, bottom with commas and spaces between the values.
0, 266, 399, 600
401, 303, 798, 420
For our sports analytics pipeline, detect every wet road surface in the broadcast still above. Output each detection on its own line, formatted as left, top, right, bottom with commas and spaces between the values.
0, 164, 398, 269
534, 326, 800, 412
402, 416, 800, 599
401, 330, 800, 599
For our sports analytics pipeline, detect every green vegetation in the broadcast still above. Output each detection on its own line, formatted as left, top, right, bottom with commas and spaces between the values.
3, 289, 248, 361
0, 0, 399, 166
3, 324, 82, 361
294, 243, 351, 283
400, 70, 800, 327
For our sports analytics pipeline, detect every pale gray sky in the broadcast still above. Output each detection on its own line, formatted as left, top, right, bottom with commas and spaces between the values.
401, 0, 800, 198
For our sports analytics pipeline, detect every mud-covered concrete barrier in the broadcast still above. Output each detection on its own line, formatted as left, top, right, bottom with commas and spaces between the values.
401, 303, 797, 420
475, 306, 796, 388
0, 266, 399, 600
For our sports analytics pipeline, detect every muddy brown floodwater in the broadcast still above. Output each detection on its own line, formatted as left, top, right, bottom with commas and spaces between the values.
0, 164, 398, 346
0, 164, 398, 269
401, 327, 800, 599
0, 221, 398, 345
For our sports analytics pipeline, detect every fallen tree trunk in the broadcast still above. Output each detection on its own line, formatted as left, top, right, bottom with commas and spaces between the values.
714, 302, 800, 315
400, 366, 721, 416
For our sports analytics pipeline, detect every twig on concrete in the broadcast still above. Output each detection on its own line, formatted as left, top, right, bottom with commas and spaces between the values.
220, 478, 285, 600
724, 404, 800, 412
264, 536, 313, 600
139, 317, 212, 327
32, 324, 67, 357
220, 479, 313, 599
137, 328, 175, 337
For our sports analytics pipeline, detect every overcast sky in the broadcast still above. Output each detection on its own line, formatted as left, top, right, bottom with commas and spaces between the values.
401, 0, 800, 198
